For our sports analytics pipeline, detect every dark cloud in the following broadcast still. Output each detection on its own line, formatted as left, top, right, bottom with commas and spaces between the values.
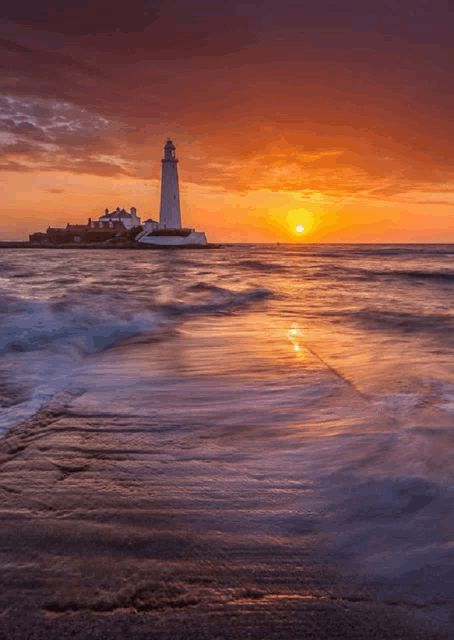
0, 151, 131, 176
0, 159, 33, 172
4, 0, 451, 42
0, 140, 38, 155
0, 35, 108, 83
368, 185, 409, 197
3, 1, 162, 36
55, 158, 130, 177
0, 0, 452, 200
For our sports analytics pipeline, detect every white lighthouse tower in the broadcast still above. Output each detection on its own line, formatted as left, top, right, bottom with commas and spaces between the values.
159, 139, 181, 229
136, 139, 208, 245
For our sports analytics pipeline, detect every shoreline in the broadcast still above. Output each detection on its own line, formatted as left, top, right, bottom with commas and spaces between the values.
0, 402, 448, 639
0, 241, 222, 250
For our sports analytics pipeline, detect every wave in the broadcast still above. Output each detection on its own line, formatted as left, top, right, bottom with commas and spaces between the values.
353, 245, 454, 257
344, 308, 454, 335
0, 294, 166, 357
298, 245, 454, 260
0, 284, 273, 433
313, 264, 454, 284
359, 268, 452, 283
0, 292, 169, 433
318, 473, 454, 599
164, 286, 272, 316
185, 283, 229, 293
305, 421, 454, 618
379, 269, 454, 282
238, 260, 287, 273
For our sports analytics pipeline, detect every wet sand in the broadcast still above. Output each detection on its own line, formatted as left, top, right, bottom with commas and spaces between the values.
0, 401, 449, 639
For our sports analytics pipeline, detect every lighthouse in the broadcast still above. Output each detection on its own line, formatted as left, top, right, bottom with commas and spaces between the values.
136, 140, 208, 245
159, 139, 181, 229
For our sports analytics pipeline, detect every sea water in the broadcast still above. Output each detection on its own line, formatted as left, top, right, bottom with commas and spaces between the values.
0, 244, 453, 624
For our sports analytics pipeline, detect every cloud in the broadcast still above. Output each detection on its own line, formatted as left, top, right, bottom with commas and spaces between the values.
0, 35, 108, 82
0, 95, 131, 176
2, 91, 454, 203
411, 199, 454, 206
0, 0, 452, 206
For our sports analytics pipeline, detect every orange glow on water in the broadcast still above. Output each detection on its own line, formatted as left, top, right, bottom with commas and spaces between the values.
287, 324, 307, 360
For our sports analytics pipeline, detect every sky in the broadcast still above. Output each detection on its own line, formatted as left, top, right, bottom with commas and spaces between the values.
1, 0, 453, 242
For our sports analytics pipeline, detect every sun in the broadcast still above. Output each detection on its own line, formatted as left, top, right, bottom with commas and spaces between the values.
295, 224, 305, 233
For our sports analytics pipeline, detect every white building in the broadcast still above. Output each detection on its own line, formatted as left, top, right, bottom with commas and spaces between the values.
99, 206, 141, 229
136, 140, 207, 246
141, 218, 159, 233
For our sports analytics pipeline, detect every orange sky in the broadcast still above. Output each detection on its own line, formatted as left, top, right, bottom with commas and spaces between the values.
1, 0, 453, 242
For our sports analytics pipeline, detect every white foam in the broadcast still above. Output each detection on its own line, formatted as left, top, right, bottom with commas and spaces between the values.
0, 293, 168, 432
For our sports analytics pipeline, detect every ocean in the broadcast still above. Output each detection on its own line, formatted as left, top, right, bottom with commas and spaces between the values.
0, 244, 453, 631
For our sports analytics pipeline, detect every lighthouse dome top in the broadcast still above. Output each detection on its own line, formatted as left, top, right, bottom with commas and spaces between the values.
163, 138, 177, 161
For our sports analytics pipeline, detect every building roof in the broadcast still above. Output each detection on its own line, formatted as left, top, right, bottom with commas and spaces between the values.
100, 209, 132, 219
65, 221, 126, 232
86, 227, 125, 233
66, 224, 88, 231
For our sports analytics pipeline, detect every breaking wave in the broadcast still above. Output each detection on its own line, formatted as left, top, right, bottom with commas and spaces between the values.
0, 291, 169, 433
0, 294, 165, 357
0, 284, 273, 433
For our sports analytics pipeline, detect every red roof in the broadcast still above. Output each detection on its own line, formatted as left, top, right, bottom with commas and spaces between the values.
91, 221, 126, 230
65, 220, 126, 232
66, 224, 87, 231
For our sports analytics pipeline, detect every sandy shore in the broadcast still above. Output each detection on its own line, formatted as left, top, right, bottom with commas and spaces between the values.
0, 401, 449, 639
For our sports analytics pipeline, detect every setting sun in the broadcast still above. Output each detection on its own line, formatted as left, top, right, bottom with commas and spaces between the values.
296, 224, 305, 233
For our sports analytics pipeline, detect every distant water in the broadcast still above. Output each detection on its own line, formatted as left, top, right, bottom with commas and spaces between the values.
0, 244, 453, 622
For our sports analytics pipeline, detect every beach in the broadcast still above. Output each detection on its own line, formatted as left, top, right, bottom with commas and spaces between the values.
0, 404, 448, 639
0, 245, 452, 638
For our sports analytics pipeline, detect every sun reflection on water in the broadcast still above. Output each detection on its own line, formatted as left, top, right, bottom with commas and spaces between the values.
287, 323, 306, 360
